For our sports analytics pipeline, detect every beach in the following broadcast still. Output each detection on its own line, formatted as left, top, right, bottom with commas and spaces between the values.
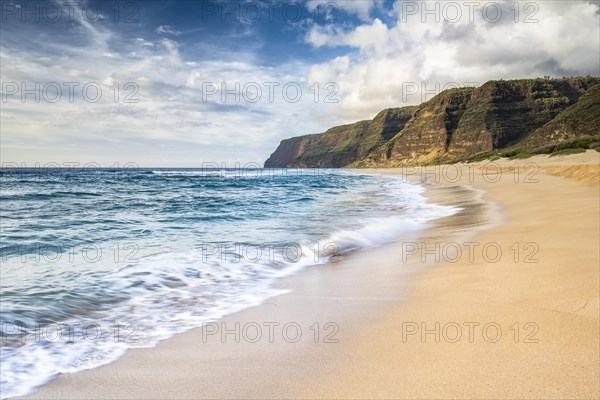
20, 150, 599, 399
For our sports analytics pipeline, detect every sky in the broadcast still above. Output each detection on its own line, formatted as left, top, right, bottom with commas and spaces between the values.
1, 0, 599, 167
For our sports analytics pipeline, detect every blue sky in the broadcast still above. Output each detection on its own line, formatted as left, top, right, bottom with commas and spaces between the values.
1, 0, 599, 167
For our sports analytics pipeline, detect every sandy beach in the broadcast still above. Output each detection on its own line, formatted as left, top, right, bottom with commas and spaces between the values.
21, 151, 599, 399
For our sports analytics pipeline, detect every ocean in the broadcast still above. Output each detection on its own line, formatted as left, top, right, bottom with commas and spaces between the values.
0, 167, 458, 398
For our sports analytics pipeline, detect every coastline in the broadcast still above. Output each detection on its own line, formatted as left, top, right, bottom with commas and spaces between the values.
316, 151, 600, 398
19, 151, 599, 399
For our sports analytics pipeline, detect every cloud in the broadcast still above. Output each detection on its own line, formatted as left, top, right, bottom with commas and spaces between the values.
155, 25, 182, 36
135, 38, 155, 47
0, 3, 328, 166
306, 0, 600, 121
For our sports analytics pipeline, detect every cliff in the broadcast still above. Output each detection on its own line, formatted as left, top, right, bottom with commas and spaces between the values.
264, 107, 417, 167
264, 77, 600, 167
446, 77, 598, 155
521, 83, 600, 149
370, 87, 474, 165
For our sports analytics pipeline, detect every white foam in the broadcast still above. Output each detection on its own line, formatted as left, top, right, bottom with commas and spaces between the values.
0, 176, 459, 399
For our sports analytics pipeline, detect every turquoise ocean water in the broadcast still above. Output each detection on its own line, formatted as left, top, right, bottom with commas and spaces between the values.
0, 168, 458, 398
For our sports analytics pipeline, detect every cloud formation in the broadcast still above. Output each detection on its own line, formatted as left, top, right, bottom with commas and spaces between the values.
306, 0, 600, 120
1, 2, 329, 166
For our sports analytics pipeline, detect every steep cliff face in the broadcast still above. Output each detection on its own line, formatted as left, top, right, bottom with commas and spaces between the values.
521, 83, 600, 148
264, 106, 416, 167
265, 77, 600, 167
262, 134, 318, 168
370, 88, 474, 165
447, 77, 599, 156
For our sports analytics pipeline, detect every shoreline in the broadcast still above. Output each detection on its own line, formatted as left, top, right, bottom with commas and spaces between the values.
315, 151, 599, 398
19, 151, 600, 399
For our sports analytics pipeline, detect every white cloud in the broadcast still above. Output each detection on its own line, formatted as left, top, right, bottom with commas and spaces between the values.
135, 38, 155, 47
306, 0, 600, 121
155, 25, 182, 36
0, 3, 328, 166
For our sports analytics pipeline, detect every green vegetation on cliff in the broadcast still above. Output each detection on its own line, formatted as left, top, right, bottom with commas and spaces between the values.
522, 83, 600, 150
265, 77, 600, 168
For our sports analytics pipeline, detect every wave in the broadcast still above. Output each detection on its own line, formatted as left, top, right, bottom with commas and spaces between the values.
0, 175, 458, 398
